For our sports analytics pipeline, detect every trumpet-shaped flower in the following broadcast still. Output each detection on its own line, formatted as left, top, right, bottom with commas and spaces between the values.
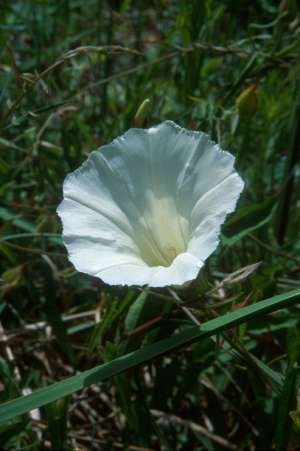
57, 121, 244, 287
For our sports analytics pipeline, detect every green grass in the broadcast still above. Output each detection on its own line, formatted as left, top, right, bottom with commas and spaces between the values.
1, 1, 300, 449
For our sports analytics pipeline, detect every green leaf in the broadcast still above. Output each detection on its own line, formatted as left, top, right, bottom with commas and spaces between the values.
1, 232, 62, 246
274, 327, 300, 450
0, 419, 29, 448
88, 291, 134, 352
274, 367, 298, 451
0, 288, 299, 425
42, 261, 76, 367
222, 197, 277, 246
124, 290, 149, 333
0, 207, 36, 233
290, 406, 300, 432
45, 397, 69, 451
122, 289, 174, 354
100, 342, 156, 444
250, 354, 284, 389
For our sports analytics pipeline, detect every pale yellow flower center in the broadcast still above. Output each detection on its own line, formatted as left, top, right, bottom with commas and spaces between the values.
135, 192, 190, 267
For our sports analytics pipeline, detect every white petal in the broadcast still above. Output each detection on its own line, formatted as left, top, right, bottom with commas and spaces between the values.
191, 172, 244, 229
95, 252, 203, 287
188, 173, 244, 261
146, 252, 204, 288
57, 198, 144, 276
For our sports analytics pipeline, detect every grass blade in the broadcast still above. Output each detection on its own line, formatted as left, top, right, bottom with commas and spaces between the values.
222, 197, 277, 246
0, 288, 299, 424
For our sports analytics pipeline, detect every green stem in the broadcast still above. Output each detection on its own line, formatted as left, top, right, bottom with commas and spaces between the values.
275, 78, 300, 244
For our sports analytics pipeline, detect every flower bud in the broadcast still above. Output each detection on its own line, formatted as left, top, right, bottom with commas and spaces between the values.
134, 98, 150, 127
236, 84, 258, 115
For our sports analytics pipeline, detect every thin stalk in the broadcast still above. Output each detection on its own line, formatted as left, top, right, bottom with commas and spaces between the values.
275, 78, 300, 244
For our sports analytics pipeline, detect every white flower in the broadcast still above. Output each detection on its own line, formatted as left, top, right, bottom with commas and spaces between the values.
57, 121, 244, 287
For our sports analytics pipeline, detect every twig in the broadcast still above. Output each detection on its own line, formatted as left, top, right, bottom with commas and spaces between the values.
0, 45, 143, 127
0, 239, 65, 257
151, 409, 237, 450
171, 41, 251, 58
77, 51, 178, 96
200, 376, 258, 436
0, 322, 41, 422
249, 234, 300, 263
1, 310, 96, 337
168, 288, 201, 326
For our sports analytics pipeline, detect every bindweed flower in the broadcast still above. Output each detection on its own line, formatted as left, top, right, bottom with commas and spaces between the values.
57, 121, 244, 287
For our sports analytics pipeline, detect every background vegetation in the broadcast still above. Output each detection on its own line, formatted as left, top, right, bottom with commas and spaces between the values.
1, 0, 300, 449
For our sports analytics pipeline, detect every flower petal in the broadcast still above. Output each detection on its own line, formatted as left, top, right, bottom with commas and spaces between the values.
187, 172, 244, 260
94, 252, 203, 287
57, 198, 145, 276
